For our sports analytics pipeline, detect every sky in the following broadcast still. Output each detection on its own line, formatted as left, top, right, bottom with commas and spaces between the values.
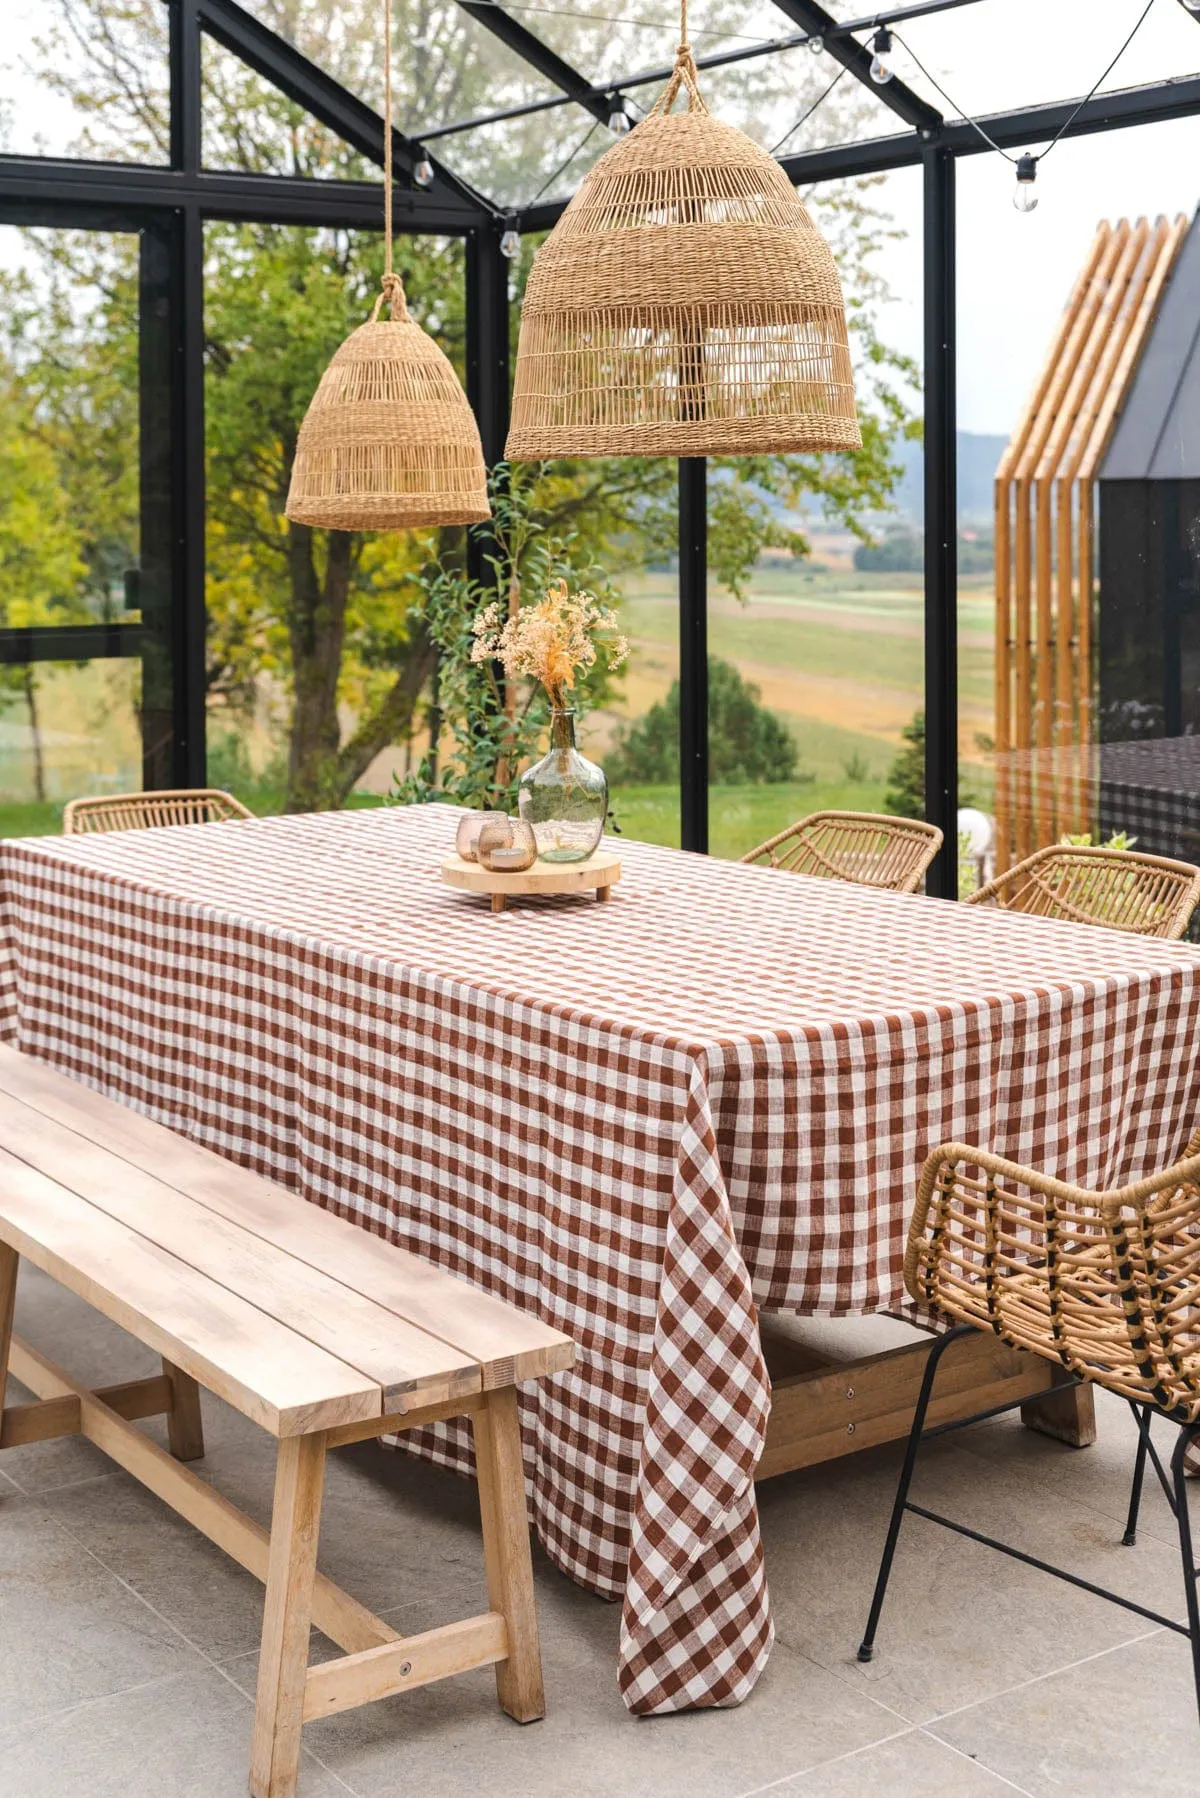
3, 0, 1200, 438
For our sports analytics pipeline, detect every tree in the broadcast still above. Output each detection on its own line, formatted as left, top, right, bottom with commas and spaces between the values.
0, 368, 87, 799
884, 710, 925, 820
3, 0, 921, 813
606, 658, 800, 787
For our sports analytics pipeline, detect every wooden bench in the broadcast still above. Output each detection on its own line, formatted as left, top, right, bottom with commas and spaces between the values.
0, 1045, 575, 1798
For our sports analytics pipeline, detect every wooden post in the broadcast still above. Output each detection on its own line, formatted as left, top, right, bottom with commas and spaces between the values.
250, 1433, 327, 1798
0, 1244, 17, 1413
473, 1388, 545, 1723
162, 1356, 206, 1462
1021, 1373, 1097, 1449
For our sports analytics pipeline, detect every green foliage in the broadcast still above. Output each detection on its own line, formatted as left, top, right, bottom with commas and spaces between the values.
606, 658, 803, 787
1060, 829, 1138, 850
883, 709, 926, 820
855, 527, 922, 573
4, 0, 921, 817
392, 465, 623, 814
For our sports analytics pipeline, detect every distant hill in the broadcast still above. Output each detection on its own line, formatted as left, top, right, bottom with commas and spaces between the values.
891, 431, 1007, 525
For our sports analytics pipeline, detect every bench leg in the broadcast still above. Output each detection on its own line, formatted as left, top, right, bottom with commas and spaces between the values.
0, 1245, 15, 1419
250, 1433, 327, 1798
162, 1358, 205, 1462
474, 1388, 545, 1724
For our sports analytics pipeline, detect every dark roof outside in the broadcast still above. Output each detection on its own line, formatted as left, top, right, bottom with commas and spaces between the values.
1102, 205, 1200, 482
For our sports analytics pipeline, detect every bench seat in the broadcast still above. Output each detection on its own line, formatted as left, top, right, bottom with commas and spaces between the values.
0, 1044, 574, 1798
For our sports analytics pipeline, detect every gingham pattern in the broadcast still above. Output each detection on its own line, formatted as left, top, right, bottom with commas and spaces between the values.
1, 803, 1199, 1713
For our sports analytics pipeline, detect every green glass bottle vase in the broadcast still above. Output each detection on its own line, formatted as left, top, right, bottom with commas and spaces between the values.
518, 709, 607, 863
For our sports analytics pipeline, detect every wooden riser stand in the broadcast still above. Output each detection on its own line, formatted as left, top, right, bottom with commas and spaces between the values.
758, 1318, 1095, 1481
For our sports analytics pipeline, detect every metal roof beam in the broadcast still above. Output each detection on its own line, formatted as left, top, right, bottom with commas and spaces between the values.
452, 1, 614, 126
197, 0, 497, 218
515, 69, 1200, 229
767, 0, 943, 133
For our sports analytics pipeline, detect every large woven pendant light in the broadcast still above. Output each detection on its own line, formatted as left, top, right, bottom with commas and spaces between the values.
506, 0, 861, 460
285, 2, 489, 530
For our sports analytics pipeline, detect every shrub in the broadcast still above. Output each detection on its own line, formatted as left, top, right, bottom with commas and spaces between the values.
607, 657, 801, 786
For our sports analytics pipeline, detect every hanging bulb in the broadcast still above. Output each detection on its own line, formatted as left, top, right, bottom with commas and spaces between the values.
608, 97, 631, 134
807, 34, 823, 53
413, 151, 434, 188
869, 25, 893, 84
1012, 153, 1038, 213
500, 222, 521, 260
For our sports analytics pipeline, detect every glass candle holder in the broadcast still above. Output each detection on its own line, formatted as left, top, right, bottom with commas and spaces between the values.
455, 809, 509, 863
476, 817, 537, 874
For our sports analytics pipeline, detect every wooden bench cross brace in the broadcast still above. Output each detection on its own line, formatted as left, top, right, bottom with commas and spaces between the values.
3, 1312, 544, 1798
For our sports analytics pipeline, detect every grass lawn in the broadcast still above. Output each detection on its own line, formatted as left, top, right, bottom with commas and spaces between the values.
611, 776, 890, 858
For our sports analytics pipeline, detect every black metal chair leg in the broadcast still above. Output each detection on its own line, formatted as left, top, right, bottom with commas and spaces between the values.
857, 1322, 975, 1663
1123, 1403, 1152, 1546
1170, 1421, 1200, 1728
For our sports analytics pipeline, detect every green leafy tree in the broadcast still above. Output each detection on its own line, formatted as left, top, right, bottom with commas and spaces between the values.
607, 658, 800, 787
884, 709, 926, 819
0, 368, 88, 798
3, 0, 921, 814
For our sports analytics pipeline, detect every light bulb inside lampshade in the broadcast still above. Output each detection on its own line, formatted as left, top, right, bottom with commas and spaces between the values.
608, 99, 631, 134
500, 225, 521, 260
869, 25, 893, 84
1012, 153, 1038, 213
413, 153, 434, 188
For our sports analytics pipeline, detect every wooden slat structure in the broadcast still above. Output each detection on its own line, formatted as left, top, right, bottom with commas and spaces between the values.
994, 214, 1189, 870
0, 1046, 574, 1798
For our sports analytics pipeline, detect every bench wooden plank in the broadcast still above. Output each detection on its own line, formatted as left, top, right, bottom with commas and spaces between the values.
0, 1048, 573, 1386
0, 1091, 481, 1412
0, 1150, 381, 1435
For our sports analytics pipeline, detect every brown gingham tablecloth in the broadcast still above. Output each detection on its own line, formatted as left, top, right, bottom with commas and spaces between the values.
2, 802, 1200, 1713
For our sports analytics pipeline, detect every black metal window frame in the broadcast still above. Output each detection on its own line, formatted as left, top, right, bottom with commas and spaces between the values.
0, 0, 1196, 889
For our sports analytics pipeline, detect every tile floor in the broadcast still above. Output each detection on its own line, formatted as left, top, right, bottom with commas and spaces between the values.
1, 1266, 1196, 1798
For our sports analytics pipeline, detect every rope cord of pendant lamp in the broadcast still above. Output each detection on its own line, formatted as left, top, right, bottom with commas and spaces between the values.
373, 0, 410, 322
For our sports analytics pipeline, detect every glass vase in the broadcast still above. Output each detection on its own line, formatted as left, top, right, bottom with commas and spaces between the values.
518, 709, 607, 863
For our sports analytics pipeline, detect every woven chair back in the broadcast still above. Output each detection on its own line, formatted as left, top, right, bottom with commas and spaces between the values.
906, 1131, 1200, 1422
63, 789, 254, 835
964, 843, 1200, 939
741, 811, 943, 894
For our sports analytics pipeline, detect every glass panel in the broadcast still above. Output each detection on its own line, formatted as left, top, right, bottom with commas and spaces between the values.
852, 0, 1200, 127
0, 0, 170, 162
0, 661, 141, 834
0, 220, 164, 832
201, 34, 371, 177
958, 118, 1200, 907
705, 164, 925, 861
590, 461, 681, 847
233, 0, 563, 133
203, 222, 465, 817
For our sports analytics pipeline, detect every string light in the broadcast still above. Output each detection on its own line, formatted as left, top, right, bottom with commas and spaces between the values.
608, 96, 632, 133
1012, 153, 1038, 213
869, 25, 893, 84
808, 34, 823, 53
412, 149, 434, 187
500, 219, 522, 258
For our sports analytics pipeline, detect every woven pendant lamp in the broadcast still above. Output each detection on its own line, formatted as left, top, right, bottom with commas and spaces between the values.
506, 1, 861, 460
285, 3, 489, 530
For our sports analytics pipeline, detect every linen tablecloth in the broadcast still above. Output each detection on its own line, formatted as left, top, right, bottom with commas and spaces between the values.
2, 802, 1199, 1713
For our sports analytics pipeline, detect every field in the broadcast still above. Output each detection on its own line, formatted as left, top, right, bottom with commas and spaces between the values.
590, 561, 996, 857
0, 563, 998, 859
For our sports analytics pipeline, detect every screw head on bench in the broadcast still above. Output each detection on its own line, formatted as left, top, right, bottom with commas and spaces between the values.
399, 1661, 412, 1677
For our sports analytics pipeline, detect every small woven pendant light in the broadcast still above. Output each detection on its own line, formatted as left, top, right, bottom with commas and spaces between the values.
285, 2, 489, 530
506, 0, 861, 460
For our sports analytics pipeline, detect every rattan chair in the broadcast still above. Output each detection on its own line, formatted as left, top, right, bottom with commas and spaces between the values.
858, 1130, 1200, 1721
62, 788, 254, 834
740, 811, 943, 895
964, 843, 1200, 939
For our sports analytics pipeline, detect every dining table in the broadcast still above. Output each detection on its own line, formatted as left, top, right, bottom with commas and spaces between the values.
1, 800, 1199, 1715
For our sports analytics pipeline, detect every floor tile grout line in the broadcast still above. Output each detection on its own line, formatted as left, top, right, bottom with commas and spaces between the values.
0, 1668, 199, 1744
923, 1623, 1165, 1727
915, 1725, 1038, 1796
39, 1486, 365, 1794
728, 1719, 918, 1797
